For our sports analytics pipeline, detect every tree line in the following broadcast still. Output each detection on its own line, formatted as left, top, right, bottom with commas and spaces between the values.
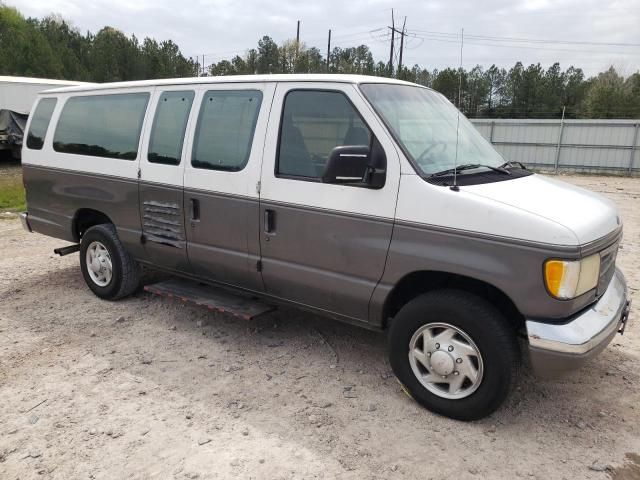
0, 6, 195, 82
1, 5, 639, 119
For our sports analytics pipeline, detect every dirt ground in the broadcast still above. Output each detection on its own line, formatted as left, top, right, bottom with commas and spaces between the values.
1, 173, 639, 480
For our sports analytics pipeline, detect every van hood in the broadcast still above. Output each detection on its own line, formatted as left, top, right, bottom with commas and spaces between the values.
464, 173, 620, 245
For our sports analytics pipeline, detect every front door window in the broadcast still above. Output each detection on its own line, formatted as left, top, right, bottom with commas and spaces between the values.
277, 90, 371, 179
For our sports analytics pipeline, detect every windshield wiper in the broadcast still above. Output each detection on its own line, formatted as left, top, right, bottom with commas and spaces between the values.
430, 163, 510, 178
499, 161, 527, 170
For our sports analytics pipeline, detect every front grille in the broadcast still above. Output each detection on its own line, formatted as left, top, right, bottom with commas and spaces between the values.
597, 242, 618, 295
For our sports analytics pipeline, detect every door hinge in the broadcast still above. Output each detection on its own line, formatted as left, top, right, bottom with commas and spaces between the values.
256, 260, 262, 272
137, 168, 141, 179
256, 181, 261, 194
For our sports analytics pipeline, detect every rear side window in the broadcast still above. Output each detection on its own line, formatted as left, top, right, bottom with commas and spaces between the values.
26, 98, 57, 150
277, 90, 371, 178
148, 91, 195, 165
53, 93, 150, 160
192, 90, 262, 171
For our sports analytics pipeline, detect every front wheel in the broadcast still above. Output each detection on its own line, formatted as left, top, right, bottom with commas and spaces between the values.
79, 224, 141, 300
388, 289, 520, 421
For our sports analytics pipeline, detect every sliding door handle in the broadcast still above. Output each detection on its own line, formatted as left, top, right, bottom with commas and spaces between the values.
189, 198, 200, 222
264, 209, 275, 234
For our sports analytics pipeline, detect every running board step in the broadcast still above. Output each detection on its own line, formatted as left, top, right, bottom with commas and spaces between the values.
143, 278, 275, 321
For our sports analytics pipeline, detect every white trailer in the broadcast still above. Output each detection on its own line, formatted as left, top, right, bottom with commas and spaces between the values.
0, 76, 90, 114
0, 76, 92, 159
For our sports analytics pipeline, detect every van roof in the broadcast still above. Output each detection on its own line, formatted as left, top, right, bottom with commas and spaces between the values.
41, 74, 423, 94
0, 75, 92, 86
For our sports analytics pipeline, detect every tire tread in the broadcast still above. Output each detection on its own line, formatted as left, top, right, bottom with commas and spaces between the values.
388, 289, 520, 420
81, 223, 140, 300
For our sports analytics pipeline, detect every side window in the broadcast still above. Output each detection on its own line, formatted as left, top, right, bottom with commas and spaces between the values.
26, 98, 57, 150
148, 91, 194, 165
192, 90, 262, 171
277, 90, 371, 179
53, 93, 150, 160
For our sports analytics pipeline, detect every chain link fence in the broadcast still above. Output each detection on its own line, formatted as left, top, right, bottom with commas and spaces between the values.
471, 119, 640, 176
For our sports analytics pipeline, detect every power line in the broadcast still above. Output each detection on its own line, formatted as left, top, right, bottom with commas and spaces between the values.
331, 27, 386, 40
404, 33, 640, 56
388, 9, 395, 75
304, 27, 385, 43
195, 27, 386, 61
198, 48, 252, 58
192, 21, 639, 75
407, 29, 640, 48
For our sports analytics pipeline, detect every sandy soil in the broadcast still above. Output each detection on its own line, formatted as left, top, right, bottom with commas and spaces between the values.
1, 174, 639, 480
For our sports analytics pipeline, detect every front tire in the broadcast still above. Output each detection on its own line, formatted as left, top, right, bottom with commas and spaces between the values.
388, 289, 519, 421
79, 224, 141, 300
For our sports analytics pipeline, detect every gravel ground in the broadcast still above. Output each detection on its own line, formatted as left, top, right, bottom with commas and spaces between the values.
0, 173, 639, 480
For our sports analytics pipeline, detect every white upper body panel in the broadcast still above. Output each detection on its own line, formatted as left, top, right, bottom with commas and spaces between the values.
259, 82, 401, 220
395, 173, 580, 246
182, 82, 276, 198
463, 173, 620, 244
22, 86, 154, 180
395, 171, 619, 246
23, 74, 620, 248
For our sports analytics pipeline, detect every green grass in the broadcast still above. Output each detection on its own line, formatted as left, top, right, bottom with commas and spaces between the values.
0, 169, 26, 212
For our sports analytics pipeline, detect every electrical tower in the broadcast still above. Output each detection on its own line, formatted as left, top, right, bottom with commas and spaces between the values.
388, 9, 408, 77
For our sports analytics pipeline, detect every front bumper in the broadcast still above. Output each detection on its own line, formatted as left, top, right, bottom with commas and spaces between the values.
19, 212, 32, 233
526, 268, 630, 377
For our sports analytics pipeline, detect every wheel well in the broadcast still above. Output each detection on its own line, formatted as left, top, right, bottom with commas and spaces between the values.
383, 271, 524, 331
72, 209, 113, 242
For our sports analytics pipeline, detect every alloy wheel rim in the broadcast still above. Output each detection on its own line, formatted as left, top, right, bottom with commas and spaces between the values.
408, 322, 484, 400
85, 241, 113, 287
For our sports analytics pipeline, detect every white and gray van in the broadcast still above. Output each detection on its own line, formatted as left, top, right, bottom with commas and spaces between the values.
20, 74, 631, 420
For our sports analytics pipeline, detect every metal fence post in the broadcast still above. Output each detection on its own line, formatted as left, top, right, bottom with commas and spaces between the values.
628, 123, 639, 176
489, 121, 495, 144
554, 106, 565, 174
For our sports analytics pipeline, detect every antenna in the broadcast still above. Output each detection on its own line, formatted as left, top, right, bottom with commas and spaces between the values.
451, 28, 464, 192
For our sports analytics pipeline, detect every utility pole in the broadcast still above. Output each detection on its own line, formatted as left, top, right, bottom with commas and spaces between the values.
296, 20, 300, 67
388, 10, 408, 77
398, 16, 407, 74
202, 54, 205, 76
327, 29, 331, 72
388, 9, 395, 76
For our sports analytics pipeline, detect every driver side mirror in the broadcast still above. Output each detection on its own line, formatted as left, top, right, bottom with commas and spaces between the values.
321, 137, 386, 189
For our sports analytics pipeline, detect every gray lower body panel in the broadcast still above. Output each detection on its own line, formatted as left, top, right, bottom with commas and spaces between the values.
22, 164, 145, 259
258, 200, 393, 322
185, 189, 263, 293
371, 221, 621, 326
139, 182, 189, 272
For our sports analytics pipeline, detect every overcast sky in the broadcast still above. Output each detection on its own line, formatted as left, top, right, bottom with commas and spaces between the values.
15, 0, 640, 76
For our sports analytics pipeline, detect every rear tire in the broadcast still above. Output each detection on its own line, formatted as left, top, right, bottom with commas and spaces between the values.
388, 289, 519, 421
79, 224, 141, 300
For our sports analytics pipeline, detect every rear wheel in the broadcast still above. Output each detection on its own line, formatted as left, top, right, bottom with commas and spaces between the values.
388, 289, 519, 421
79, 224, 140, 300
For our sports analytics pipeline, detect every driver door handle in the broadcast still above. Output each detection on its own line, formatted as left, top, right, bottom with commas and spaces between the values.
264, 209, 275, 234
190, 198, 200, 223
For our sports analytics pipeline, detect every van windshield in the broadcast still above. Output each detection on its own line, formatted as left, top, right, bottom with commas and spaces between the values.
359, 83, 504, 176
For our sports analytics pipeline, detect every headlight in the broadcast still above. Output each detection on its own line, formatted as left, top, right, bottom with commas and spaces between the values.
544, 253, 600, 300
